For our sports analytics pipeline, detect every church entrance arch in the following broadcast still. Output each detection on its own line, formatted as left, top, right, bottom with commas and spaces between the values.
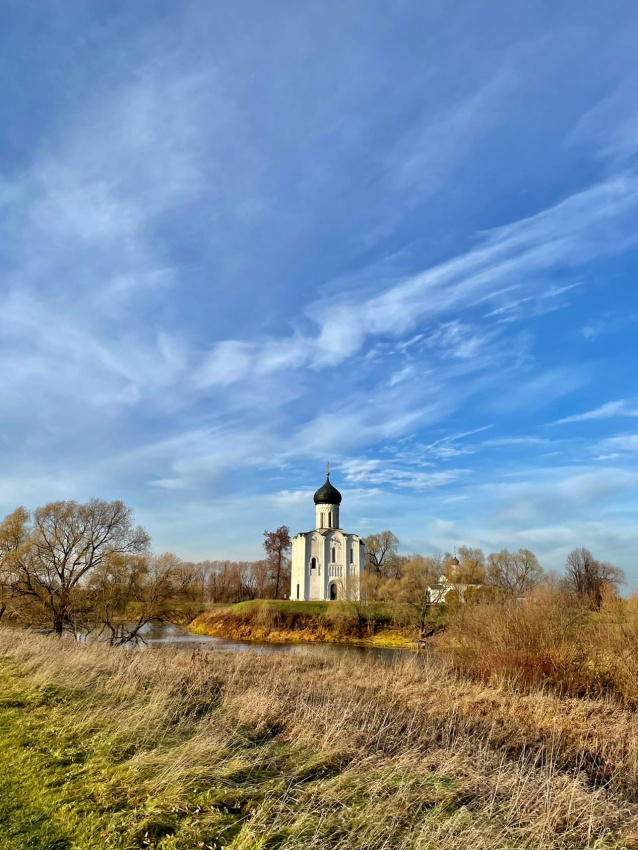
329, 582, 338, 601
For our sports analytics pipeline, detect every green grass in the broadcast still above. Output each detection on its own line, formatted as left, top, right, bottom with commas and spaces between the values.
0, 661, 480, 850
225, 599, 398, 621
0, 665, 305, 848
229, 600, 330, 616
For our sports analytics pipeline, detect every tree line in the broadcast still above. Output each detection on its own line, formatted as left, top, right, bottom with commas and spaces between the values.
365, 530, 624, 600
0, 499, 292, 641
362, 530, 624, 636
0, 498, 625, 641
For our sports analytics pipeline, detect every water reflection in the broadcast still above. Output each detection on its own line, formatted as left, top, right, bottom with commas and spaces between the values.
131, 622, 413, 663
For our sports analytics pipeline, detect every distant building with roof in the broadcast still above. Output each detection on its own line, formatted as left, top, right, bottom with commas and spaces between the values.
290, 465, 365, 601
427, 554, 482, 604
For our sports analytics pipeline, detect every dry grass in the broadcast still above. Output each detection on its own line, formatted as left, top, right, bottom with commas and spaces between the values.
1, 627, 638, 848
439, 589, 638, 708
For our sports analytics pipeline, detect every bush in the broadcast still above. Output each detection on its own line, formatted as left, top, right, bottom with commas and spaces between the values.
439, 586, 638, 707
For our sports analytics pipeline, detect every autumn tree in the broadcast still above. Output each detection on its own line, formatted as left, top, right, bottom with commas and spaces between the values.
263, 526, 292, 599
0, 506, 31, 622
563, 547, 624, 611
5, 499, 149, 634
456, 546, 487, 584
486, 548, 544, 598
383, 554, 440, 638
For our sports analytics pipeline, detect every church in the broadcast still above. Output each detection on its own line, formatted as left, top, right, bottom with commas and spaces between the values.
290, 467, 365, 601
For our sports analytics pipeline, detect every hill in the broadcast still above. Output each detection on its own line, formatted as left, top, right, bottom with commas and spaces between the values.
190, 599, 417, 647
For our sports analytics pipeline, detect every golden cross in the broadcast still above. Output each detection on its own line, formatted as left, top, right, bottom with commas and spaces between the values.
326, 460, 330, 476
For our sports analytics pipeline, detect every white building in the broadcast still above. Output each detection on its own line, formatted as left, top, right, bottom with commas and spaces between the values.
427, 556, 481, 604
290, 469, 365, 601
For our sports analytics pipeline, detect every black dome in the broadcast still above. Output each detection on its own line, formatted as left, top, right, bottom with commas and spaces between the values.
314, 474, 342, 505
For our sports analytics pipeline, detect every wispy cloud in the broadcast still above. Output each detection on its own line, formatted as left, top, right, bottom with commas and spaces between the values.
556, 400, 638, 424
195, 174, 637, 391
596, 435, 638, 454
582, 314, 638, 340
481, 467, 638, 525
340, 459, 465, 490
567, 75, 638, 164
484, 437, 550, 447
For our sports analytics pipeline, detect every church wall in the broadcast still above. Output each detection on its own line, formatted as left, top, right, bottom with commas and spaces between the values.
292, 531, 365, 601
291, 535, 307, 601
309, 533, 324, 599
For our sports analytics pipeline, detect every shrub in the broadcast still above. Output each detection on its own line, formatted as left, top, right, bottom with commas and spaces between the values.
439, 585, 638, 707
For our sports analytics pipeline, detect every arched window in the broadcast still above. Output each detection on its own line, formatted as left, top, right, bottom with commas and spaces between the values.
349, 547, 354, 564
328, 511, 332, 527
331, 547, 336, 563
311, 557, 316, 570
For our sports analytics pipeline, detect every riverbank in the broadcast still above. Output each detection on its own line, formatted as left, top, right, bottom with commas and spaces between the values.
190, 599, 418, 648
1, 627, 638, 849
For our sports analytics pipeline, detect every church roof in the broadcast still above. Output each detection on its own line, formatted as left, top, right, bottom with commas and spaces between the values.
301, 528, 361, 538
313, 472, 342, 505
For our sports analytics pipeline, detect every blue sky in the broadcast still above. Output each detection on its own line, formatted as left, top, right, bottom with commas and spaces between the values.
1, 1, 637, 579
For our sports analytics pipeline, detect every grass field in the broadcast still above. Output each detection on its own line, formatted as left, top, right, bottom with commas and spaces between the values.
228, 600, 331, 616
1, 627, 638, 849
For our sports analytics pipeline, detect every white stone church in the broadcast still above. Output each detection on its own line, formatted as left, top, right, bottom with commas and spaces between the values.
290, 468, 365, 601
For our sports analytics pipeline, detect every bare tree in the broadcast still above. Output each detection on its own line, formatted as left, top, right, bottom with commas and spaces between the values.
7, 499, 149, 634
364, 531, 400, 577
263, 526, 292, 599
564, 547, 624, 611
486, 548, 544, 597
202, 559, 257, 603
87, 552, 197, 645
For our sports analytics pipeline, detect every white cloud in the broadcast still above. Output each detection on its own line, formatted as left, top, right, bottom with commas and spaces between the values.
596, 435, 638, 453
195, 173, 638, 392
484, 436, 550, 447
427, 519, 456, 537
149, 478, 187, 490
340, 458, 464, 490
556, 400, 638, 424
483, 468, 638, 525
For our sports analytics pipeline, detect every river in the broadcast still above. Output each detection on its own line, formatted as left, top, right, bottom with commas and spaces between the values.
132, 622, 414, 663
